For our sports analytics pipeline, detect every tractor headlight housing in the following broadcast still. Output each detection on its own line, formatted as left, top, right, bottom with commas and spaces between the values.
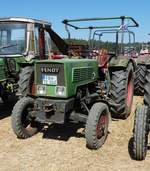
37, 85, 46, 95
55, 86, 66, 96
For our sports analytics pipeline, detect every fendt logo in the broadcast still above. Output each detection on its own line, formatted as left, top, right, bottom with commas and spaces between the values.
40, 67, 59, 73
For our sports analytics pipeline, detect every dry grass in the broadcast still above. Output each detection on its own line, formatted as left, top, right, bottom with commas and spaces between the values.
0, 96, 149, 171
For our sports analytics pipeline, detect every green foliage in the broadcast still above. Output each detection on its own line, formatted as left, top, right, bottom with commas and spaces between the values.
64, 38, 144, 53
64, 38, 88, 45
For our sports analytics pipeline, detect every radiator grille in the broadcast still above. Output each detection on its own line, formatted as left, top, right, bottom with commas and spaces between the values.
73, 67, 93, 82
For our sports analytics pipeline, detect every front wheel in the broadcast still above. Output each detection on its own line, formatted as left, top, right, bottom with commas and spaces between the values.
85, 102, 110, 149
11, 97, 40, 139
133, 105, 149, 160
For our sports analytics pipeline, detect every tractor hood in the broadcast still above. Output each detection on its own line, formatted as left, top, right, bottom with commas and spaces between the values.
34, 59, 99, 98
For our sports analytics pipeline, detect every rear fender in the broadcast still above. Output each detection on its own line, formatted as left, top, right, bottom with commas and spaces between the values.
108, 56, 135, 71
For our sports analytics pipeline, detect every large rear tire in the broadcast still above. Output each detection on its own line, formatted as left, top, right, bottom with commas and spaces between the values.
85, 102, 110, 149
134, 65, 146, 96
18, 66, 34, 97
133, 105, 149, 160
11, 97, 39, 139
144, 68, 150, 106
109, 63, 134, 119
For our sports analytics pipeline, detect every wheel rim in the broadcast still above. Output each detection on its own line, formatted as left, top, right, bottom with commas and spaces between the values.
96, 111, 108, 139
127, 72, 133, 107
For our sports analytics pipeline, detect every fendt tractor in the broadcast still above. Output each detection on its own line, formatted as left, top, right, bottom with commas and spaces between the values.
134, 41, 150, 95
0, 17, 68, 102
11, 16, 138, 150
63, 16, 139, 119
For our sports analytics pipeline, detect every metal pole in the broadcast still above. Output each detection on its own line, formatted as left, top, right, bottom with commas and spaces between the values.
121, 17, 125, 54
115, 31, 119, 56
88, 28, 92, 51
64, 24, 71, 56
129, 31, 131, 54
65, 24, 71, 40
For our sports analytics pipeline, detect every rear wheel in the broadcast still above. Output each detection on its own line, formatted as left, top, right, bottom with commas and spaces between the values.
134, 65, 146, 96
85, 102, 110, 149
144, 68, 150, 106
133, 105, 149, 160
18, 66, 34, 97
109, 63, 134, 119
11, 97, 39, 139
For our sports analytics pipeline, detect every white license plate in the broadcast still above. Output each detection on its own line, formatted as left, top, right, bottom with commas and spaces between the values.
42, 74, 57, 85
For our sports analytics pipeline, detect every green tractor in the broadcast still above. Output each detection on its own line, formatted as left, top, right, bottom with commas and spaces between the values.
0, 17, 68, 102
12, 58, 112, 149
63, 16, 139, 119
11, 16, 138, 149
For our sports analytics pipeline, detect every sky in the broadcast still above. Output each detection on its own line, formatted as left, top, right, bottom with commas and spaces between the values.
0, 0, 150, 42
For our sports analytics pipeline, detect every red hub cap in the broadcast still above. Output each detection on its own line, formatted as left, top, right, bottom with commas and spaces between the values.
96, 113, 108, 139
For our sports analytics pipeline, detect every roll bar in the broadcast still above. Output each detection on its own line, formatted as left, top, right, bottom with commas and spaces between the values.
62, 16, 139, 30
62, 16, 139, 57
92, 29, 135, 55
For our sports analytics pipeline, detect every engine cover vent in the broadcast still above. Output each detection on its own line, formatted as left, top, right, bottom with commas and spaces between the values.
72, 67, 93, 82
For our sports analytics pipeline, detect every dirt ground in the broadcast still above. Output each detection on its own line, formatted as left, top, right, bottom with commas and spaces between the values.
0, 96, 150, 171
